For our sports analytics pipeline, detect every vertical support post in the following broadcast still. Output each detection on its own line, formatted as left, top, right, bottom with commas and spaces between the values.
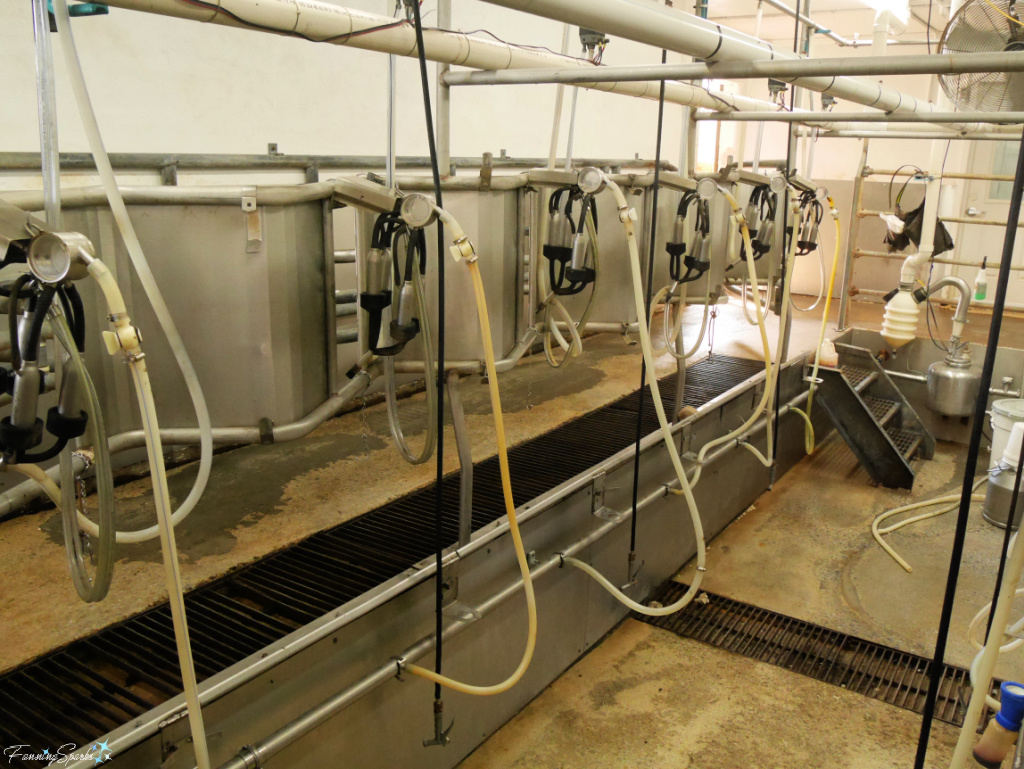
436, 0, 452, 179
672, 330, 687, 424
322, 200, 339, 394
386, 51, 396, 188
32, 0, 61, 229
447, 371, 473, 548
837, 140, 868, 329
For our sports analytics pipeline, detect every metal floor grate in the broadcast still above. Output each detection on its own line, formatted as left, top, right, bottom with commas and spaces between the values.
0, 355, 765, 760
636, 582, 987, 726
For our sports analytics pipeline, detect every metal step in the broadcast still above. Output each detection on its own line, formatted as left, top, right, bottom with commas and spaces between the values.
0, 355, 766, 757
887, 426, 924, 462
839, 365, 877, 394
863, 396, 901, 430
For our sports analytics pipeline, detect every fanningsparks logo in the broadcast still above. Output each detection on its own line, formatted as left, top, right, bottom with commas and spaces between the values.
3, 742, 113, 765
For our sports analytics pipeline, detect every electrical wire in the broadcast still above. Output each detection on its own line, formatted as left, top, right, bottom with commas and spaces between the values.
408, 0, 447, 707
629, 49, 667, 559
977, 0, 1024, 27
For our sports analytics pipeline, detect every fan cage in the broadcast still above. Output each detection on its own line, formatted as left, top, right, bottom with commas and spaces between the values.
938, 0, 1024, 112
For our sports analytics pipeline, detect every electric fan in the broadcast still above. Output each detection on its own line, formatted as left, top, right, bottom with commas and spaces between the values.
938, 0, 1024, 111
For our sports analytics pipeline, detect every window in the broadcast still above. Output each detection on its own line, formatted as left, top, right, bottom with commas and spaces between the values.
990, 141, 1017, 200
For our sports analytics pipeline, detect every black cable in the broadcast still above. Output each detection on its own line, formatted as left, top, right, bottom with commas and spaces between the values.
926, 0, 934, 53
914, 131, 1024, 769
410, 0, 446, 704
629, 49, 668, 556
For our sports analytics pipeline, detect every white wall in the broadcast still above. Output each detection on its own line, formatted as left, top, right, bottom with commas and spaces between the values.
2, 0, 984, 303
1, 0, 691, 166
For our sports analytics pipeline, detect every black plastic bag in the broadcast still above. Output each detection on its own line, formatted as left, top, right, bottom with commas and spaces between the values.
884, 198, 955, 256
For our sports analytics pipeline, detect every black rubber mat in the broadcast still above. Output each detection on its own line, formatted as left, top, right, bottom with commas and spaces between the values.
636, 581, 994, 727
0, 355, 764, 758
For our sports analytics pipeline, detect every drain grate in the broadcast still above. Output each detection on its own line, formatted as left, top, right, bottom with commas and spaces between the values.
0, 355, 764, 760
636, 582, 989, 726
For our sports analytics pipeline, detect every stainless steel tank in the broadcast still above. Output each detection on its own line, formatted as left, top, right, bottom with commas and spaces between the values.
927, 354, 982, 417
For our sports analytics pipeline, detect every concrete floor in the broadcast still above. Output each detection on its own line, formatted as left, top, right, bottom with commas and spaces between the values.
458, 620, 961, 769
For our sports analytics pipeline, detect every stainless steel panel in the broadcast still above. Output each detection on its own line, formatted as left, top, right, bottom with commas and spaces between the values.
61, 201, 329, 434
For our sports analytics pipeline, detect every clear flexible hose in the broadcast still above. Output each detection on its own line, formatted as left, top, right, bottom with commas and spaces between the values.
541, 211, 599, 368
55, 0, 213, 545
562, 174, 706, 616
735, 200, 799, 471
871, 476, 988, 573
650, 278, 711, 361
384, 265, 437, 465
789, 243, 826, 313
406, 210, 537, 696
800, 200, 843, 456
53, 308, 116, 602
968, 579, 1024, 710
689, 189, 776, 489
952, 529, 1024, 768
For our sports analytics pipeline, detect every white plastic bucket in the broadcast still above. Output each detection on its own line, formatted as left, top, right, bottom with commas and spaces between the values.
991, 399, 1024, 465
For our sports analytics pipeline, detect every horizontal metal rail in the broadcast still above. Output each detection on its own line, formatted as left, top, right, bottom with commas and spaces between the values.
867, 169, 1018, 182
697, 111, 1024, 124
858, 209, 1024, 228
853, 248, 1024, 272
0, 151, 677, 173
442, 52, 1024, 88
811, 130, 1021, 140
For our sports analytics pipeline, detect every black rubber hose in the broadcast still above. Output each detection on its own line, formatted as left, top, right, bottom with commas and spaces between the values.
914, 132, 1024, 769
22, 286, 56, 364
18, 437, 68, 464
66, 285, 86, 352
7, 274, 31, 372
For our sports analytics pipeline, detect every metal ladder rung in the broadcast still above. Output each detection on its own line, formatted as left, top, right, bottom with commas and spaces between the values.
886, 427, 923, 461
864, 396, 900, 429
839, 366, 878, 394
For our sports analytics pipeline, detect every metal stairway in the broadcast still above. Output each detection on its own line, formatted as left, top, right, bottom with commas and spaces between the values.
811, 343, 934, 489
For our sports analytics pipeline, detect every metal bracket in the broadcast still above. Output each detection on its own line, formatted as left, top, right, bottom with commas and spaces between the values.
441, 565, 459, 609
304, 164, 319, 184
159, 163, 178, 186
423, 701, 454, 748
591, 472, 606, 513
480, 152, 493, 191
243, 196, 263, 254
680, 422, 694, 455
257, 417, 275, 445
